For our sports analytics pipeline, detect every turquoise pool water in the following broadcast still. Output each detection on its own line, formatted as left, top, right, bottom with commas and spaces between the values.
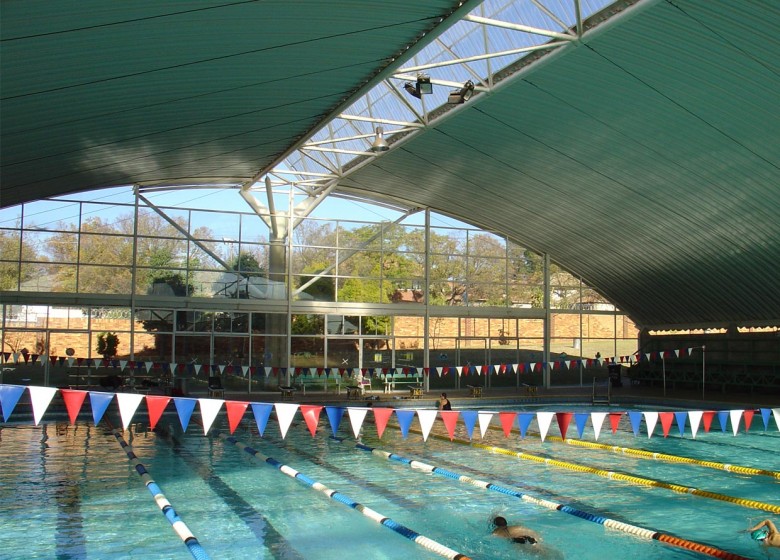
1, 405, 778, 559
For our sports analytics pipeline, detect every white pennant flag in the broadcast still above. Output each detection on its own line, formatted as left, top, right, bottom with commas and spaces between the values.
729, 409, 743, 436
643, 411, 659, 438
645, 352, 652, 361
264, 367, 272, 378
529, 362, 537, 373
536, 411, 555, 442
674, 349, 681, 358
116, 392, 145, 430
120, 360, 128, 371
563, 360, 571, 370
309, 367, 317, 376
145, 361, 153, 372
688, 410, 703, 439
436, 367, 443, 377
591, 412, 607, 441
773, 408, 780, 432
417, 409, 438, 441
194, 364, 203, 375
455, 366, 463, 376
199, 398, 224, 434
274, 402, 299, 439
219, 364, 227, 374
67, 357, 75, 368
13, 352, 20, 364
477, 412, 494, 439
347, 407, 369, 438
92, 358, 100, 368
242, 365, 250, 377
28, 386, 58, 426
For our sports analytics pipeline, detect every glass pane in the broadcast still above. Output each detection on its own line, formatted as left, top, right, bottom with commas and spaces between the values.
90, 307, 131, 332
213, 312, 249, 333
290, 338, 323, 367
174, 335, 211, 365
135, 308, 174, 333
77, 265, 132, 294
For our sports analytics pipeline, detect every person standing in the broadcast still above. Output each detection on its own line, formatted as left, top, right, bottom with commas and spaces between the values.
438, 393, 452, 410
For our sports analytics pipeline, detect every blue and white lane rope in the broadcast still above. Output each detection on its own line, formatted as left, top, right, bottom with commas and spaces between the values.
356, 444, 751, 560
220, 434, 472, 560
111, 430, 211, 560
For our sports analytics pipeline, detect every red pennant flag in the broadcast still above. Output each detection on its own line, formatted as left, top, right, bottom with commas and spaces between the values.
372, 408, 394, 439
76, 357, 84, 367
556, 412, 573, 441
659, 412, 674, 437
23, 352, 31, 363
608, 412, 623, 434
442, 366, 449, 376
50, 355, 57, 365
300, 405, 323, 437
146, 396, 171, 430
743, 409, 755, 432
1, 352, 9, 363
439, 410, 460, 441
60, 389, 88, 424
702, 410, 716, 432
225, 401, 249, 434
499, 412, 517, 437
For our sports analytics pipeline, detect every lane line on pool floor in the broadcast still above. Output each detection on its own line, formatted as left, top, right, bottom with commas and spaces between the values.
400, 425, 780, 515
219, 432, 473, 560
109, 426, 211, 560
356, 442, 751, 560
512, 427, 780, 480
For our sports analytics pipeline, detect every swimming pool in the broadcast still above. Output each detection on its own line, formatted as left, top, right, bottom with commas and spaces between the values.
1, 401, 778, 560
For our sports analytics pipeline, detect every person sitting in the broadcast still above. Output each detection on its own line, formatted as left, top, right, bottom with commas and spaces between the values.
438, 392, 452, 411
749, 519, 780, 548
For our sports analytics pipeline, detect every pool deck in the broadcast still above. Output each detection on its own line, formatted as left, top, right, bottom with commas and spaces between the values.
197, 382, 780, 410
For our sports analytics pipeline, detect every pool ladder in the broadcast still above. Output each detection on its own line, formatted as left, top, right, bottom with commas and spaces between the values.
592, 377, 611, 405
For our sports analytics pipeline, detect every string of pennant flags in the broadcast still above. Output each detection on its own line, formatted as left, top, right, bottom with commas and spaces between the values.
2, 384, 777, 444
0, 346, 699, 379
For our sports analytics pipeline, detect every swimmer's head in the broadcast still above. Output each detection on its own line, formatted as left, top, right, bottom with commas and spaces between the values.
493, 516, 508, 528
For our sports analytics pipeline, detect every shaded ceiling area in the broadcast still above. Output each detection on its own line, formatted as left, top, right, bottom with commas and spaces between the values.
0, 0, 473, 203
2, 0, 779, 330
340, 0, 780, 328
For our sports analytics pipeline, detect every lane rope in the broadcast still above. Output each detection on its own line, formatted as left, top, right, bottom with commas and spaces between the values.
401, 425, 780, 515
356, 443, 751, 560
110, 427, 211, 560
219, 432, 472, 560
514, 428, 780, 480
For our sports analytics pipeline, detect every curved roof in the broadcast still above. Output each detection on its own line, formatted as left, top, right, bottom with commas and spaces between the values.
2, 0, 779, 329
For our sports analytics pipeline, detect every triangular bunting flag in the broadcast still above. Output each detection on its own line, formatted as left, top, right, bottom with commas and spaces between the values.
116, 392, 145, 430
274, 402, 299, 439
60, 389, 88, 424
702, 410, 716, 432
536, 411, 554, 442
460, 410, 477, 440
517, 413, 534, 439
439, 410, 459, 440
688, 410, 703, 438
498, 412, 517, 438
628, 411, 643, 436
325, 406, 345, 437
608, 412, 623, 434
574, 412, 589, 438
346, 407, 369, 439
251, 403, 273, 436
556, 412, 573, 441
89, 391, 115, 425
477, 412, 494, 439
591, 412, 607, 441
28, 386, 58, 425
395, 409, 415, 439
372, 408, 394, 439
417, 409, 438, 441
174, 398, 197, 432
146, 396, 171, 430
729, 409, 743, 436
643, 411, 659, 438
659, 412, 674, 438
674, 411, 688, 437
0, 384, 26, 422
199, 398, 223, 434
300, 405, 323, 437
225, 401, 249, 434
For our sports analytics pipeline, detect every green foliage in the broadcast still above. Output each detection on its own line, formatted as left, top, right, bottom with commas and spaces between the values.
96, 332, 120, 358
230, 252, 263, 275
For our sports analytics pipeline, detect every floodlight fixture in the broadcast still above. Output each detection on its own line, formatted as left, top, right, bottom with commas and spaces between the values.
369, 126, 389, 152
404, 73, 432, 99
447, 80, 475, 104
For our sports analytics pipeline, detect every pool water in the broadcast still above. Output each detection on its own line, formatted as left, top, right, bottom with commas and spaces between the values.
1, 407, 779, 560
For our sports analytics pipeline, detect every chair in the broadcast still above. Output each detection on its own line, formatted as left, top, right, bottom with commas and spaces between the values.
208, 376, 224, 398
279, 385, 296, 400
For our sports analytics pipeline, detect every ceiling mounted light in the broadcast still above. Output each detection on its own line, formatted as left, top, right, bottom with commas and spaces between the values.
404, 73, 432, 99
447, 80, 475, 104
369, 126, 389, 153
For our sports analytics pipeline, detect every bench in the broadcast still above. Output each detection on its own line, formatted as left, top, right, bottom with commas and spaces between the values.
383, 375, 423, 393
296, 375, 341, 395
279, 386, 296, 400
467, 385, 483, 398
